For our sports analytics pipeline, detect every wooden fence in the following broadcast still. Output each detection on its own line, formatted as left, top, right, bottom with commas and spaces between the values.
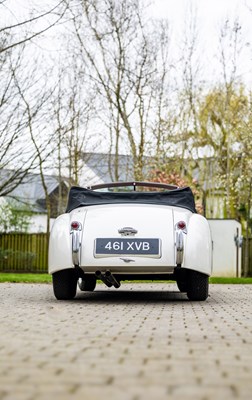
242, 237, 252, 277
0, 233, 251, 276
0, 233, 48, 273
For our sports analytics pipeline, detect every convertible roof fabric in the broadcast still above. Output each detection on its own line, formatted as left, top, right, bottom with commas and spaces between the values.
66, 186, 197, 213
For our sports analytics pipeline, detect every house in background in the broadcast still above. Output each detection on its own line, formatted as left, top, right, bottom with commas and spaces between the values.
0, 153, 135, 233
0, 153, 248, 236
0, 157, 249, 276
0, 172, 70, 233
78, 152, 135, 187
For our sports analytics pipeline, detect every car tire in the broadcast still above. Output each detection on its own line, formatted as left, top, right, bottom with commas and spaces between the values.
78, 276, 96, 292
175, 268, 188, 292
52, 269, 78, 300
176, 280, 188, 292
186, 270, 209, 301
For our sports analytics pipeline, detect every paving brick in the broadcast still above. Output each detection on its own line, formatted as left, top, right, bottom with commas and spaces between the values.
0, 283, 252, 400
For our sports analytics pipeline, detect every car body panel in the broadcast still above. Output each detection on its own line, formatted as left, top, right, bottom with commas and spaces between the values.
49, 182, 212, 301
49, 203, 212, 276
48, 214, 72, 272
80, 204, 175, 269
183, 214, 212, 275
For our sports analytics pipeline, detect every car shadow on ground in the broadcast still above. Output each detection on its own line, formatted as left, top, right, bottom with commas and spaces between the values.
73, 288, 189, 303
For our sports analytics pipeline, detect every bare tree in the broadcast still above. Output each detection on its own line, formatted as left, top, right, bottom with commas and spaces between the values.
151, 19, 171, 158
0, 1, 68, 53
66, 0, 171, 180
0, 41, 40, 196
51, 53, 97, 190
0, 0, 69, 196
155, 4, 207, 207
158, 13, 249, 219
217, 18, 243, 217
12, 56, 56, 240
174, 4, 203, 175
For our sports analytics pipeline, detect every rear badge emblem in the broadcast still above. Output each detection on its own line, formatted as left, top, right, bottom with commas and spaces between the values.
118, 227, 138, 236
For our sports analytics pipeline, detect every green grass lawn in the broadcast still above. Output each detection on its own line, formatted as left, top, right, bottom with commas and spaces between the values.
0, 273, 52, 283
0, 273, 252, 284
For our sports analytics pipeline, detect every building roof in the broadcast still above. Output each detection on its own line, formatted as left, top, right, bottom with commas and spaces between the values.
2, 172, 70, 213
79, 152, 140, 186
0, 152, 168, 213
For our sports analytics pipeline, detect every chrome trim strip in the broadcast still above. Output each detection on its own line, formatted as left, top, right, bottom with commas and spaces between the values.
175, 222, 187, 265
71, 223, 82, 266
175, 230, 184, 265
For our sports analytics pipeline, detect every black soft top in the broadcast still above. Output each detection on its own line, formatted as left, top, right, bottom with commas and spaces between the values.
66, 185, 197, 213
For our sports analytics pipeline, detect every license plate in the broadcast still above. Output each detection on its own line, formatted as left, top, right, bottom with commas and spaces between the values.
95, 238, 160, 256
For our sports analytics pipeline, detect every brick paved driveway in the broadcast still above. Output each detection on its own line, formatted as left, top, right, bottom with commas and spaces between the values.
0, 283, 251, 400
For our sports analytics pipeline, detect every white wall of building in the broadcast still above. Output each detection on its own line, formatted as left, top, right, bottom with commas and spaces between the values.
208, 219, 243, 277
29, 215, 55, 233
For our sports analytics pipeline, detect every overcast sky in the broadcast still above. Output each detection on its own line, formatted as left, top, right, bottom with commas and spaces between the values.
150, 0, 251, 29
2, 0, 252, 84
149, 0, 252, 83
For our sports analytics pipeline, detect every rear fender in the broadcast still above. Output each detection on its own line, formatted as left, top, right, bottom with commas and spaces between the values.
48, 214, 73, 274
183, 214, 212, 276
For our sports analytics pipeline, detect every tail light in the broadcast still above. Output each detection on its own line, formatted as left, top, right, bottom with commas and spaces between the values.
71, 221, 81, 230
177, 221, 186, 230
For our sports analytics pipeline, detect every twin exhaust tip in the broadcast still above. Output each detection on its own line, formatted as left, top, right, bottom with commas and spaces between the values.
95, 270, 121, 289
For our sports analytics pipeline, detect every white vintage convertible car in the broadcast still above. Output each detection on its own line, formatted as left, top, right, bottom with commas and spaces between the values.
49, 181, 212, 301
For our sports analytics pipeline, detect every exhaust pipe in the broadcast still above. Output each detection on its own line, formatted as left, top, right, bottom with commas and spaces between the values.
95, 270, 120, 289
105, 270, 121, 289
95, 270, 112, 287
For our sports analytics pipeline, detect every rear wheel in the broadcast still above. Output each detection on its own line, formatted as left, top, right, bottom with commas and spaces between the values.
186, 270, 209, 301
176, 280, 188, 292
78, 276, 97, 292
175, 268, 188, 292
52, 269, 78, 300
